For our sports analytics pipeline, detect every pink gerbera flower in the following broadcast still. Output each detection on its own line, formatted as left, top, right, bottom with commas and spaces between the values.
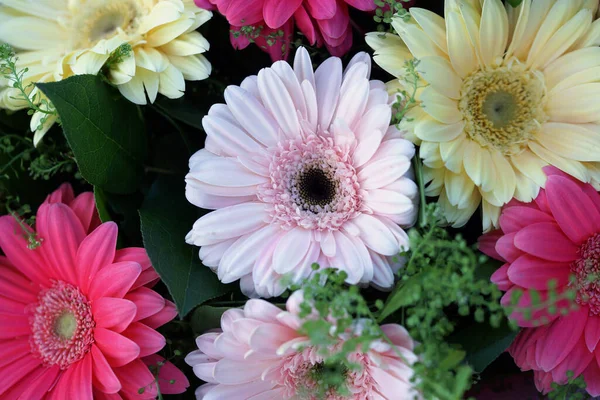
185, 291, 420, 399
194, 0, 377, 60
0, 184, 189, 399
479, 167, 600, 396
185, 47, 418, 298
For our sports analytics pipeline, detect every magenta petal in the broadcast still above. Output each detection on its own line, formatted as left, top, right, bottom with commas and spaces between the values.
194, 0, 217, 10
122, 322, 166, 357
87, 261, 141, 300
535, 310, 588, 372
11, 364, 60, 400
0, 266, 38, 305
584, 360, 600, 396
0, 216, 49, 285
294, 6, 317, 44
114, 359, 158, 398
45, 183, 75, 204
513, 222, 579, 262
495, 232, 522, 263
546, 175, 600, 244
478, 230, 504, 261
344, 0, 377, 11
70, 353, 93, 400
0, 339, 31, 369
499, 206, 554, 234
262, 0, 301, 28
490, 263, 512, 291
141, 300, 178, 329
225, 0, 264, 26
144, 355, 190, 394
316, 4, 349, 40
551, 336, 594, 384
124, 287, 166, 321
37, 203, 86, 285
507, 255, 570, 290
76, 222, 118, 292
94, 327, 141, 367
69, 192, 101, 234
0, 312, 31, 338
0, 354, 41, 396
585, 315, 600, 352
92, 297, 137, 333
305, 0, 337, 19
324, 24, 353, 56
91, 344, 121, 394
534, 189, 552, 214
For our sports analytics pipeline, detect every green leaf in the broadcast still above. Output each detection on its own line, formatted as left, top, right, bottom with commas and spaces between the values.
190, 305, 231, 334
154, 97, 204, 130
93, 186, 144, 247
139, 175, 231, 317
37, 75, 147, 194
378, 272, 423, 322
506, 0, 523, 6
448, 319, 519, 373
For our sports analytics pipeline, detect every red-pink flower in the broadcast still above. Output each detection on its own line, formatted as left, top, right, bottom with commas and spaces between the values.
479, 167, 600, 396
0, 184, 189, 399
185, 291, 420, 399
194, 0, 377, 60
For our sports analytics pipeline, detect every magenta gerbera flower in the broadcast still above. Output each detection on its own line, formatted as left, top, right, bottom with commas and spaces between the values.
479, 167, 600, 396
0, 184, 189, 399
185, 292, 420, 399
194, 0, 377, 60
185, 47, 418, 298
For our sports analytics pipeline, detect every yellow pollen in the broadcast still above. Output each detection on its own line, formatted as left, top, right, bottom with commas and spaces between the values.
73, 1, 139, 49
458, 65, 547, 156
54, 311, 78, 339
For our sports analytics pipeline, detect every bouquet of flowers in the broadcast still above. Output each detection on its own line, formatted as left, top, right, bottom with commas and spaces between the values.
1, 0, 600, 399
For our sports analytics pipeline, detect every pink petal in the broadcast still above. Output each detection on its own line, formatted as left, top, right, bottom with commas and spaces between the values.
93, 297, 137, 333
513, 222, 579, 262
248, 323, 298, 353
91, 344, 121, 394
114, 359, 157, 399
0, 266, 38, 305
294, 6, 317, 44
70, 353, 93, 400
263, 0, 301, 28
122, 322, 166, 357
0, 354, 41, 396
45, 183, 75, 204
141, 300, 178, 329
507, 255, 570, 290
225, 0, 264, 26
305, 0, 337, 19
37, 203, 86, 285
344, 0, 377, 11
534, 189, 552, 214
94, 327, 141, 367
243, 299, 282, 323
583, 360, 600, 396
316, 3, 349, 40
124, 287, 165, 321
551, 336, 594, 384
490, 263, 512, 291
143, 355, 190, 394
495, 232, 523, 263
546, 175, 600, 244
76, 222, 118, 292
0, 313, 30, 338
213, 358, 273, 384
0, 216, 50, 285
380, 324, 414, 350
69, 192, 101, 234
11, 364, 60, 399
87, 261, 141, 300
535, 310, 588, 372
0, 339, 31, 368
499, 206, 554, 234
478, 230, 504, 261
113, 248, 159, 290
585, 315, 600, 352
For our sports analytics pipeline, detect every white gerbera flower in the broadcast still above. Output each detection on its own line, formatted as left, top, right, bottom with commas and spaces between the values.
0, 0, 212, 144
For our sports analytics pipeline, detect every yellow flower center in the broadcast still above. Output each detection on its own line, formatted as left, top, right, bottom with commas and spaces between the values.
459, 66, 547, 155
73, 0, 140, 49
54, 311, 78, 339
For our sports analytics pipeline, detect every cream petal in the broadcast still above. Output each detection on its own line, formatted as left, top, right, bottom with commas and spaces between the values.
513, 170, 541, 203
479, 0, 509, 67
158, 31, 210, 56
419, 141, 444, 169
145, 17, 195, 48
139, 1, 183, 33
409, 8, 448, 54
0, 17, 67, 50
135, 47, 169, 73
445, 9, 478, 78
158, 65, 186, 100
490, 150, 516, 204
509, 0, 555, 60
444, 170, 476, 209
547, 83, 600, 123
505, 0, 531, 60
538, 122, 600, 162
391, 17, 447, 59
70, 51, 110, 75
419, 86, 461, 124
463, 139, 484, 188
510, 149, 548, 187
416, 56, 461, 99
543, 47, 600, 90
168, 54, 211, 81
439, 134, 467, 173
529, 140, 589, 182
414, 117, 464, 142
482, 200, 501, 232
570, 19, 600, 50
423, 165, 445, 196
117, 73, 147, 105
548, 66, 600, 94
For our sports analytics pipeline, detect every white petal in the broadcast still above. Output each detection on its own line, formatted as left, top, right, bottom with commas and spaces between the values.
314, 56, 343, 129
352, 214, 400, 256
257, 68, 300, 138
272, 227, 313, 274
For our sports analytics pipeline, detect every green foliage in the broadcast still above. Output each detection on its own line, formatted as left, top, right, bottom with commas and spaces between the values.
139, 176, 232, 317
37, 75, 147, 194
392, 58, 425, 124
506, 0, 524, 7
0, 44, 58, 132
230, 25, 288, 55
548, 371, 588, 400
190, 305, 230, 335
373, 0, 411, 31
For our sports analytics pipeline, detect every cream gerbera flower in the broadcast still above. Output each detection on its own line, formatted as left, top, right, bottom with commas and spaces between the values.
0, 0, 211, 144
367, 0, 600, 231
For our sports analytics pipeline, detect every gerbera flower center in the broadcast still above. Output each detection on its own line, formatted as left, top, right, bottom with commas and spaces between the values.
259, 133, 363, 231
30, 281, 95, 369
459, 66, 546, 155
571, 233, 600, 316
73, 1, 140, 49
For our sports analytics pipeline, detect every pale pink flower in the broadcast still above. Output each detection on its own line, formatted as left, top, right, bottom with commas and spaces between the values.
0, 184, 188, 399
479, 167, 600, 396
185, 47, 418, 298
185, 292, 420, 399
194, 0, 377, 60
